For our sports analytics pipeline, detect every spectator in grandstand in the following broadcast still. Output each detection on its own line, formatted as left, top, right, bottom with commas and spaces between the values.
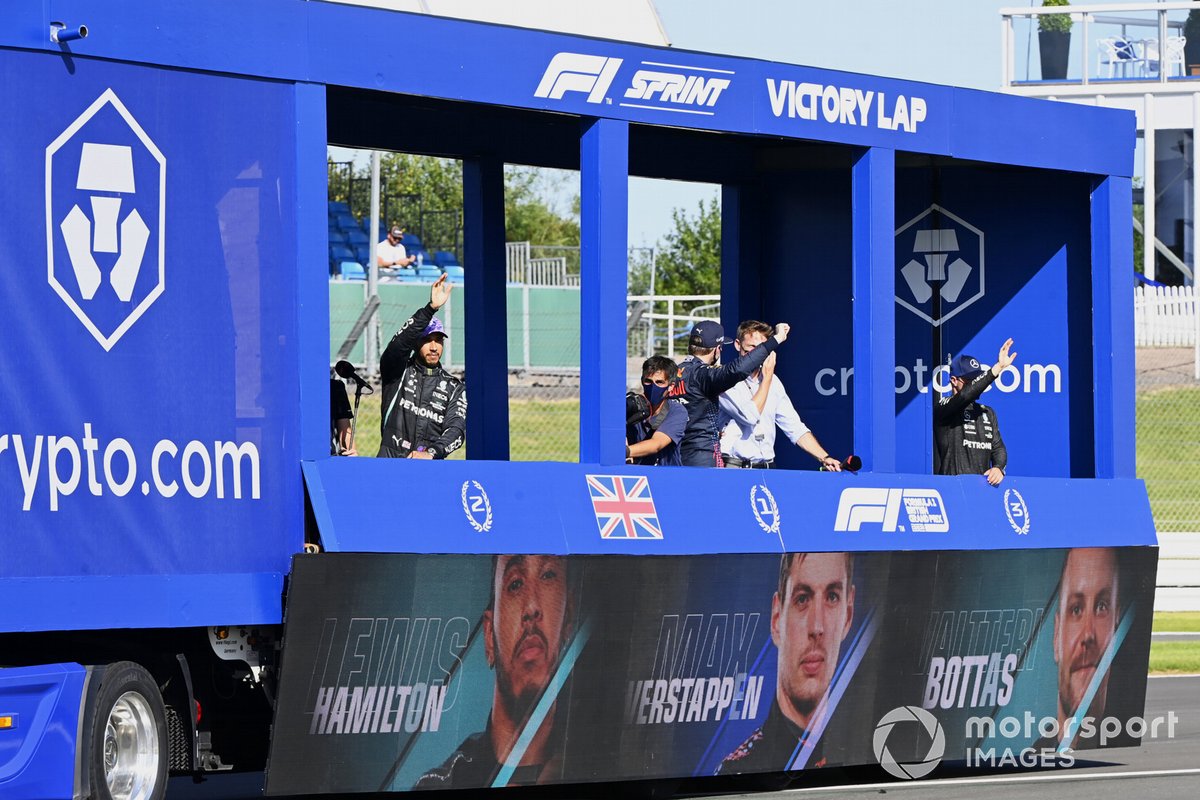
377, 224, 417, 269
719, 552, 855, 774
377, 274, 466, 458
718, 320, 841, 471
1034, 547, 1120, 751
330, 376, 356, 456
625, 355, 687, 466
934, 338, 1016, 484
415, 554, 576, 788
676, 319, 790, 467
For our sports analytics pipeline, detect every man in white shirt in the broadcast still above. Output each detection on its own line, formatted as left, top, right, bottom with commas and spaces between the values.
377, 224, 417, 268
719, 320, 842, 470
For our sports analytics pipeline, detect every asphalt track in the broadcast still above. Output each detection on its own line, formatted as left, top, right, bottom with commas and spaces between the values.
168, 676, 1200, 800
720, 675, 1200, 800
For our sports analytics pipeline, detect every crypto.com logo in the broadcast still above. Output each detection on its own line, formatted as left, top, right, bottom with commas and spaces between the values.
834, 488, 949, 533
46, 89, 165, 350
895, 204, 984, 327
873, 705, 945, 780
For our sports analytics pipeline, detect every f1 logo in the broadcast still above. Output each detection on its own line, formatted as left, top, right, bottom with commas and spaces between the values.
534, 53, 623, 104
834, 488, 949, 533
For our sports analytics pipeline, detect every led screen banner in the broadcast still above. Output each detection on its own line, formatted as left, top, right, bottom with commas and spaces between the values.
266, 547, 1156, 793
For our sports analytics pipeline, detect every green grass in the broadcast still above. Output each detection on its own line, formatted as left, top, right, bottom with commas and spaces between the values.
1149, 641, 1200, 675
1136, 385, 1200, 532
508, 399, 580, 462
346, 389, 579, 461
1154, 611, 1200, 633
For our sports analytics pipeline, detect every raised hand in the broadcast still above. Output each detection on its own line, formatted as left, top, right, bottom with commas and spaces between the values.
992, 338, 1017, 375
762, 351, 777, 378
773, 322, 791, 344
430, 273, 453, 309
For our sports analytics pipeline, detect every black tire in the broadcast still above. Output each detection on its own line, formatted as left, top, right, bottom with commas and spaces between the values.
84, 661, 168, 800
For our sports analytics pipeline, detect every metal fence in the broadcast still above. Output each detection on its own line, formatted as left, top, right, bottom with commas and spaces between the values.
1132, 284, 1200, 531
1137, 344, 1200, 532
626, 294, 720, 361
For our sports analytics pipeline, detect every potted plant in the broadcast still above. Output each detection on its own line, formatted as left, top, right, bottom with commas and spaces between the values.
1184, 5, 1200, 75
1038, 0, 1072, 81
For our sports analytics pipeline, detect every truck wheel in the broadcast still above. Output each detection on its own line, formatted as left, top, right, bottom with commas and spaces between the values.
86, 661, 168, 800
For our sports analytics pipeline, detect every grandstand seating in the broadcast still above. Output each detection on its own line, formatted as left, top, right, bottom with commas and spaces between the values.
433, 250, 460, 267
326, 205, 461, 280
329, 244, 355, 273
415, 266, 444, 279
338, 261, 366, 280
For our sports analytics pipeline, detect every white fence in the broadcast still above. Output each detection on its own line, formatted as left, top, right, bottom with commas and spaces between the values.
1135, 284, 1198, 346
506, 242, 577, 286
627, 295, 721, 359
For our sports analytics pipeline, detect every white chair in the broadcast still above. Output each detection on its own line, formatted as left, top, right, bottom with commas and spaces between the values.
1097, 37, 1142, 78
1143, 36, 1187, 78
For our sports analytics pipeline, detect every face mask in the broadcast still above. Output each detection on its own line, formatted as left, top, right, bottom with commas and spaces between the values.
644, 382, 668, 408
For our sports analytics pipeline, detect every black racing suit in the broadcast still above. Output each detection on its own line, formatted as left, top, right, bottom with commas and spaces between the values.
716, 699, 827, 774
933, 369, 1007, 476
377, 303, 467, 458
675, 338, 778, 467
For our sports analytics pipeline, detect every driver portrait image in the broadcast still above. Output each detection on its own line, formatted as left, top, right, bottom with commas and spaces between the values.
719, 552, 855, 773
415, 555, 577, 788
1035, 547, 1120, 751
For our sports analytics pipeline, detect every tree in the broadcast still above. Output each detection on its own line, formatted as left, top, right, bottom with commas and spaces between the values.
328, 152, 580, 251
636, 197, 721, 297
503, 166, 580, 247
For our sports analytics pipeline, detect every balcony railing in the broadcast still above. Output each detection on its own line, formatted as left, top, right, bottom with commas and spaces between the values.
1001, 2, 1199, 88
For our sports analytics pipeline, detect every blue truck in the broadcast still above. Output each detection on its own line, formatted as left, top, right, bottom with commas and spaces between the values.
1, 2, 1155, 798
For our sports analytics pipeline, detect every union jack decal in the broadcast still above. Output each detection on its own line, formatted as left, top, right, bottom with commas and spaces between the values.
585, 474, 663, 539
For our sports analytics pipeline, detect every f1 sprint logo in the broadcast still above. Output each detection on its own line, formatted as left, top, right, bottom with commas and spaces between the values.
535, 52, 732, 115
834, 488, 949, 533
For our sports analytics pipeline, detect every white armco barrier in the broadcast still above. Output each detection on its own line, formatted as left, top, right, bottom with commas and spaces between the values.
1157, 533, 1200, 611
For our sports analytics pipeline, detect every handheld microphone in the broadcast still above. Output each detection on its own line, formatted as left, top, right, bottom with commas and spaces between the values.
335, 360, 373, 393
820, 454, 862, 473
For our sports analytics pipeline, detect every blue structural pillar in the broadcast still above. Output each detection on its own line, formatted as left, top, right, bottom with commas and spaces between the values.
1091, 175, 1135, 479
295, 82, 330, 465
851, 147, 896, 472
580, 118, 629, 465
720, 185, 763, 334
463, 157, 511, 460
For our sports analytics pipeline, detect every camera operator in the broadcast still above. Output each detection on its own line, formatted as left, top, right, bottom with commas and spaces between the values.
625, 356, 687, 466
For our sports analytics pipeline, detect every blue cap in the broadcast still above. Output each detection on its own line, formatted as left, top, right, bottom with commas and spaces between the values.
423, 317, 447, 338
950, 354, 984, 379
689, 320, 732, 348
